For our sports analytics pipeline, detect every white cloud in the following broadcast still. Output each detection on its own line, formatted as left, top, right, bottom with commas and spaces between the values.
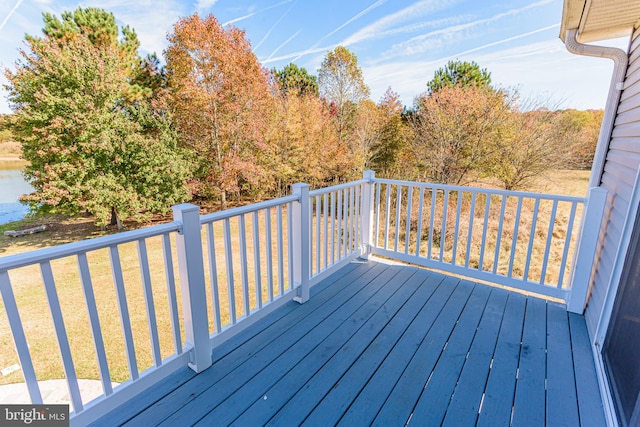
262, 43, 332, 64
253, 2, 294, 52
290, 0, 387, 63
341, 0, 460, 46
362, 38, 617, 110
196, 0, 219, 10
315, 0, 387, 45
80, 0, 187, 56
381, 0, 556, 60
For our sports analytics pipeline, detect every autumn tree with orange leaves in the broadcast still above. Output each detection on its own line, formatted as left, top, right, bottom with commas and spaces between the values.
165, 14, 273, 208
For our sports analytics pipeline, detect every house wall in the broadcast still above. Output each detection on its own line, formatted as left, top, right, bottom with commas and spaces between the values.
585, 26, 640, 339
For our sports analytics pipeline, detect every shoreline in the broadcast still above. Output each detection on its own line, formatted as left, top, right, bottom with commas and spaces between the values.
0, 157, 29, 168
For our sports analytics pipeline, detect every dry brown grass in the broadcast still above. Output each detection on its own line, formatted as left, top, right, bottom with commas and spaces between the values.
0, 170, 590, 388
0, 208, 299, 387
0, 141, 21, 157
374, 170, 590, 288
0, 141, 28, 168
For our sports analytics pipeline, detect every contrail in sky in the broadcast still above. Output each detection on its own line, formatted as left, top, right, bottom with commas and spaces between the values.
292, 0, 387, 62
438, 24, 560, 62
266, 29, 302, 61
0, 0, 24, 33
222, 0, 293, 26
254, 2, 295, 52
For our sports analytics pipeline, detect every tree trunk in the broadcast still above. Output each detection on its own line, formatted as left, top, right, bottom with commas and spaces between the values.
220, 189, 227, 210
110, 207, 118, 226
110, 207, 124, 230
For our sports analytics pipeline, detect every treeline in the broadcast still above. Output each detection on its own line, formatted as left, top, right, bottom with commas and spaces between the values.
3, 8, 602, 227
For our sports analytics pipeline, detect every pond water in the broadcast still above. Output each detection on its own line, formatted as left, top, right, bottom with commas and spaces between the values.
0, 166, 33, 225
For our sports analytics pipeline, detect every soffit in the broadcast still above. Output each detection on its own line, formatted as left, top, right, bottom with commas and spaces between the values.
561, 0, 640, 42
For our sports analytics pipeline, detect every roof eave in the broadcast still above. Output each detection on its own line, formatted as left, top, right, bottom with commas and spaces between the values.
561, 0, 639, 43
560, 0, 586, 42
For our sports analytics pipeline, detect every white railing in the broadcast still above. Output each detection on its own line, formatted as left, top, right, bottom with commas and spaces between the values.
0, 219, 188, 423
0, 170, 606, 425
308, 179, 368, 285
0, 180, 369, 425
198, 195, 299, 346
367, 176, 607, 302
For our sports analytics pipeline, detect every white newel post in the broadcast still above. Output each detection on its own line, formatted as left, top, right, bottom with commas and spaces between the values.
361, 170, 376, 258
292, 183, 310, 303
567, 187, 608, 314
172, 204, 211, 372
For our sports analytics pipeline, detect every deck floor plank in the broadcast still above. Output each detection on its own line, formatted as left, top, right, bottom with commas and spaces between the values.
547, 301, 580, 426
301, 271, 447, 427
336, 274, 459, 427
441, 287, 509, 426
409, 284, 497, 425
158, 264, 407, 426
195, 266, 422, 426
265, 269, 438, 426
123, 261, 386, 426
94, 260, 605, 427
371, 280, 480, 426
569, 312, 607, 427
476, 292, 527, 427
512, 296, 548, 426
232, 268, 430, 426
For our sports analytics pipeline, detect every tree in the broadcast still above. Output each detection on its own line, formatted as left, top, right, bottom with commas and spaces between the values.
318, 46, 370, 141
165, 14, 273, 208
37, 7, 153, 102
553, 109, 603, 169
487, 106, 570, 190
5, 10, 190, 227
369, 88, 408, 177
427, 60, 492, 94
265, 87, 351, 195
351, 100, 384, 174
272, 63, 318, 97
0, 114, 14, 143
409, 85, 511, 185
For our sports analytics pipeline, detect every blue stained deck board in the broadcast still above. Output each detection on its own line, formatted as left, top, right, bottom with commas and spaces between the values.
193, 266, 422, 426
546, 301, 580, 426
476, 292, 527, 427
156, 264, 406, 426
87, 366, 197, 427
262, 270, 439, 426
123, 261, 386, 426
97, 260, 605, 427
337, 274, 460, 427
569, 312, 607, 427
440, 288, 509, 426
302, 272, 447, 427
512, 296, 548, 426
408, 284, 495, 425
212, 260, 362, 359
371, 280, 479, 426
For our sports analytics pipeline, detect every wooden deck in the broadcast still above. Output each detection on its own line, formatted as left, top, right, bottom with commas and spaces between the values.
91, 260, 605, 426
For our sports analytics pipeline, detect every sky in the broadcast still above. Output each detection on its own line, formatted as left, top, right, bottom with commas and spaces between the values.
0, 0, 631, 114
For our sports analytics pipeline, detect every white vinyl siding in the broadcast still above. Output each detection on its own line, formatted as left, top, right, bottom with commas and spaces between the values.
585, 27, 640, 339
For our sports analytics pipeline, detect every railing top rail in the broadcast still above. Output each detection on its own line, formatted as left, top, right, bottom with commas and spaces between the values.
309, 179, 369, 197
0, 222, 181, 272
200, 194, 299, 224
372, 177, 586, 203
